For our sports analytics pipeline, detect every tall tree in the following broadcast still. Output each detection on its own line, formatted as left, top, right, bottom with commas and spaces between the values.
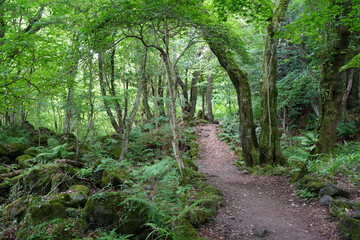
259, 0, 290, 165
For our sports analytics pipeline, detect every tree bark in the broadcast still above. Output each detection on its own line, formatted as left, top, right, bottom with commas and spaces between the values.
188, 70, 199, 118
119, 49, 147, 160
259, 0, 290, 166
206, 37, 259, 166
98, 51, 122, 135
141, 48, 153, 120
206, 74, 214, 123
314, 0, 353, 155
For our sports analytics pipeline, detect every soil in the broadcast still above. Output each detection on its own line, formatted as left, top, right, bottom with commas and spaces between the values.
196, 124, 341, 240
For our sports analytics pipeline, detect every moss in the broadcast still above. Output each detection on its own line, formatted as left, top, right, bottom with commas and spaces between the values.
84, 192, 149, 234
0, 165, 10, 174
84, 192, 124, 229
16, 154, 34, 167
303, 181, 327, 194
329, 200, 351, 218
69, 185, 90, 195
17, 218, 86, 240
339, 216, 360, 240
175, 218, 201, 240
290, 162, 308, 183
187, 207, 214, 227
25, 202, 67, 225
2, 196, 41, 223
187, 184, 223, 227
10, 164, 77, 198
101, 168, 132, 187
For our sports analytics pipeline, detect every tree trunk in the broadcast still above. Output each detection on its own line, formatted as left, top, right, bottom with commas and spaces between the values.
188, 70, 199, 117
141, 48, 153, 120
98, 51, 122, 135
119, 52, 147, 160
259, 0, 290, 166
206, 74, 214, 123
161, 52, 184, 175
206, 38, 259, 166
109, 47, 125, 132
314, 1, 353, 155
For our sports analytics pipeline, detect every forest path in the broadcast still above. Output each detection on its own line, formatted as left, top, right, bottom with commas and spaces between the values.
196, 124, 339, 240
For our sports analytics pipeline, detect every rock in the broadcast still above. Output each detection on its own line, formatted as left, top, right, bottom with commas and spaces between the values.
319, 195, 333, 206
175, 218, 202, 240
3, 196, 41, 223
351, 202, 360, 219
16, 154, 35, 167
254, 228, 269, 237
319, 183, 350, 198
17, 218, 86, 240
187, 184, 223, 227
84, 192, 149, 234
26, 202, 67, 225
68, 193, 87, 208
101, 168, 132, 187
329, 200, 351, 218
339, 216, 360, 240
69, 185, 90, 195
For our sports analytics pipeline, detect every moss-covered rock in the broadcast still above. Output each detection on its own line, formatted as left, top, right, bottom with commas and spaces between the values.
187, 184, 223, 227
339, 216, 360, 240
25, 202, 67, 225
16, 154, 35, 167
319, 183, 350, 198
10, 163, 77, 198
17, 218, 86, 240
69, 185, 90, 195
2, 196, 41, 223
101, 168, 132, 187
290, 162, 308, 183
329, 200, 351, 218
84, 192, 149, 234
175, 218, 201, 240
0, 165, 10, 174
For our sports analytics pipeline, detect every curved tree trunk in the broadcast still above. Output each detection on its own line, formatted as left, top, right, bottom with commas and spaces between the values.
259, 0, 290, 166
206, 38, 259, 166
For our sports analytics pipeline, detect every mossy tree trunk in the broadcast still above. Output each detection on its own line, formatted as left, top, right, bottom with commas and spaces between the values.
314, 1, 354, 155
206, 74, 214, 123
206, 38, 259, 166
259, 0, 290, 166
188, 70, 199, 118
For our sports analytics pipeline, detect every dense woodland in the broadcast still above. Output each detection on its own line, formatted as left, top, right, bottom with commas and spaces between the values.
0, 0, 359, 239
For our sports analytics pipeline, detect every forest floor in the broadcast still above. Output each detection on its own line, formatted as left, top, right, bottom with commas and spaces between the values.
196, 124, 341, 240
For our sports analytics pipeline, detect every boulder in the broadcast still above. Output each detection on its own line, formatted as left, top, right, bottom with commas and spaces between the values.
319, 183, 350, 198
17, 218, 86, 240
16, 154, 35, 167
26, 202, 67, 225
175, 218, 202, 240
69, 185, 90, 195
84, 192, 149, 234
329, 200, 351, 218
339, 216, 360, 240
319, 195, 333, 206
2, 196, 41, 223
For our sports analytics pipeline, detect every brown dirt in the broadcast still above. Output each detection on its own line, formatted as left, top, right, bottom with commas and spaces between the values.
196, 124, 341, 240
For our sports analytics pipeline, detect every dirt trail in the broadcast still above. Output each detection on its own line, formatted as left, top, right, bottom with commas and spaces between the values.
196, 124, 340, 240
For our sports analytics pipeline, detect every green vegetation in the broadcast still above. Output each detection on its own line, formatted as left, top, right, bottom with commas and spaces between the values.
1, 0, 359, 239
